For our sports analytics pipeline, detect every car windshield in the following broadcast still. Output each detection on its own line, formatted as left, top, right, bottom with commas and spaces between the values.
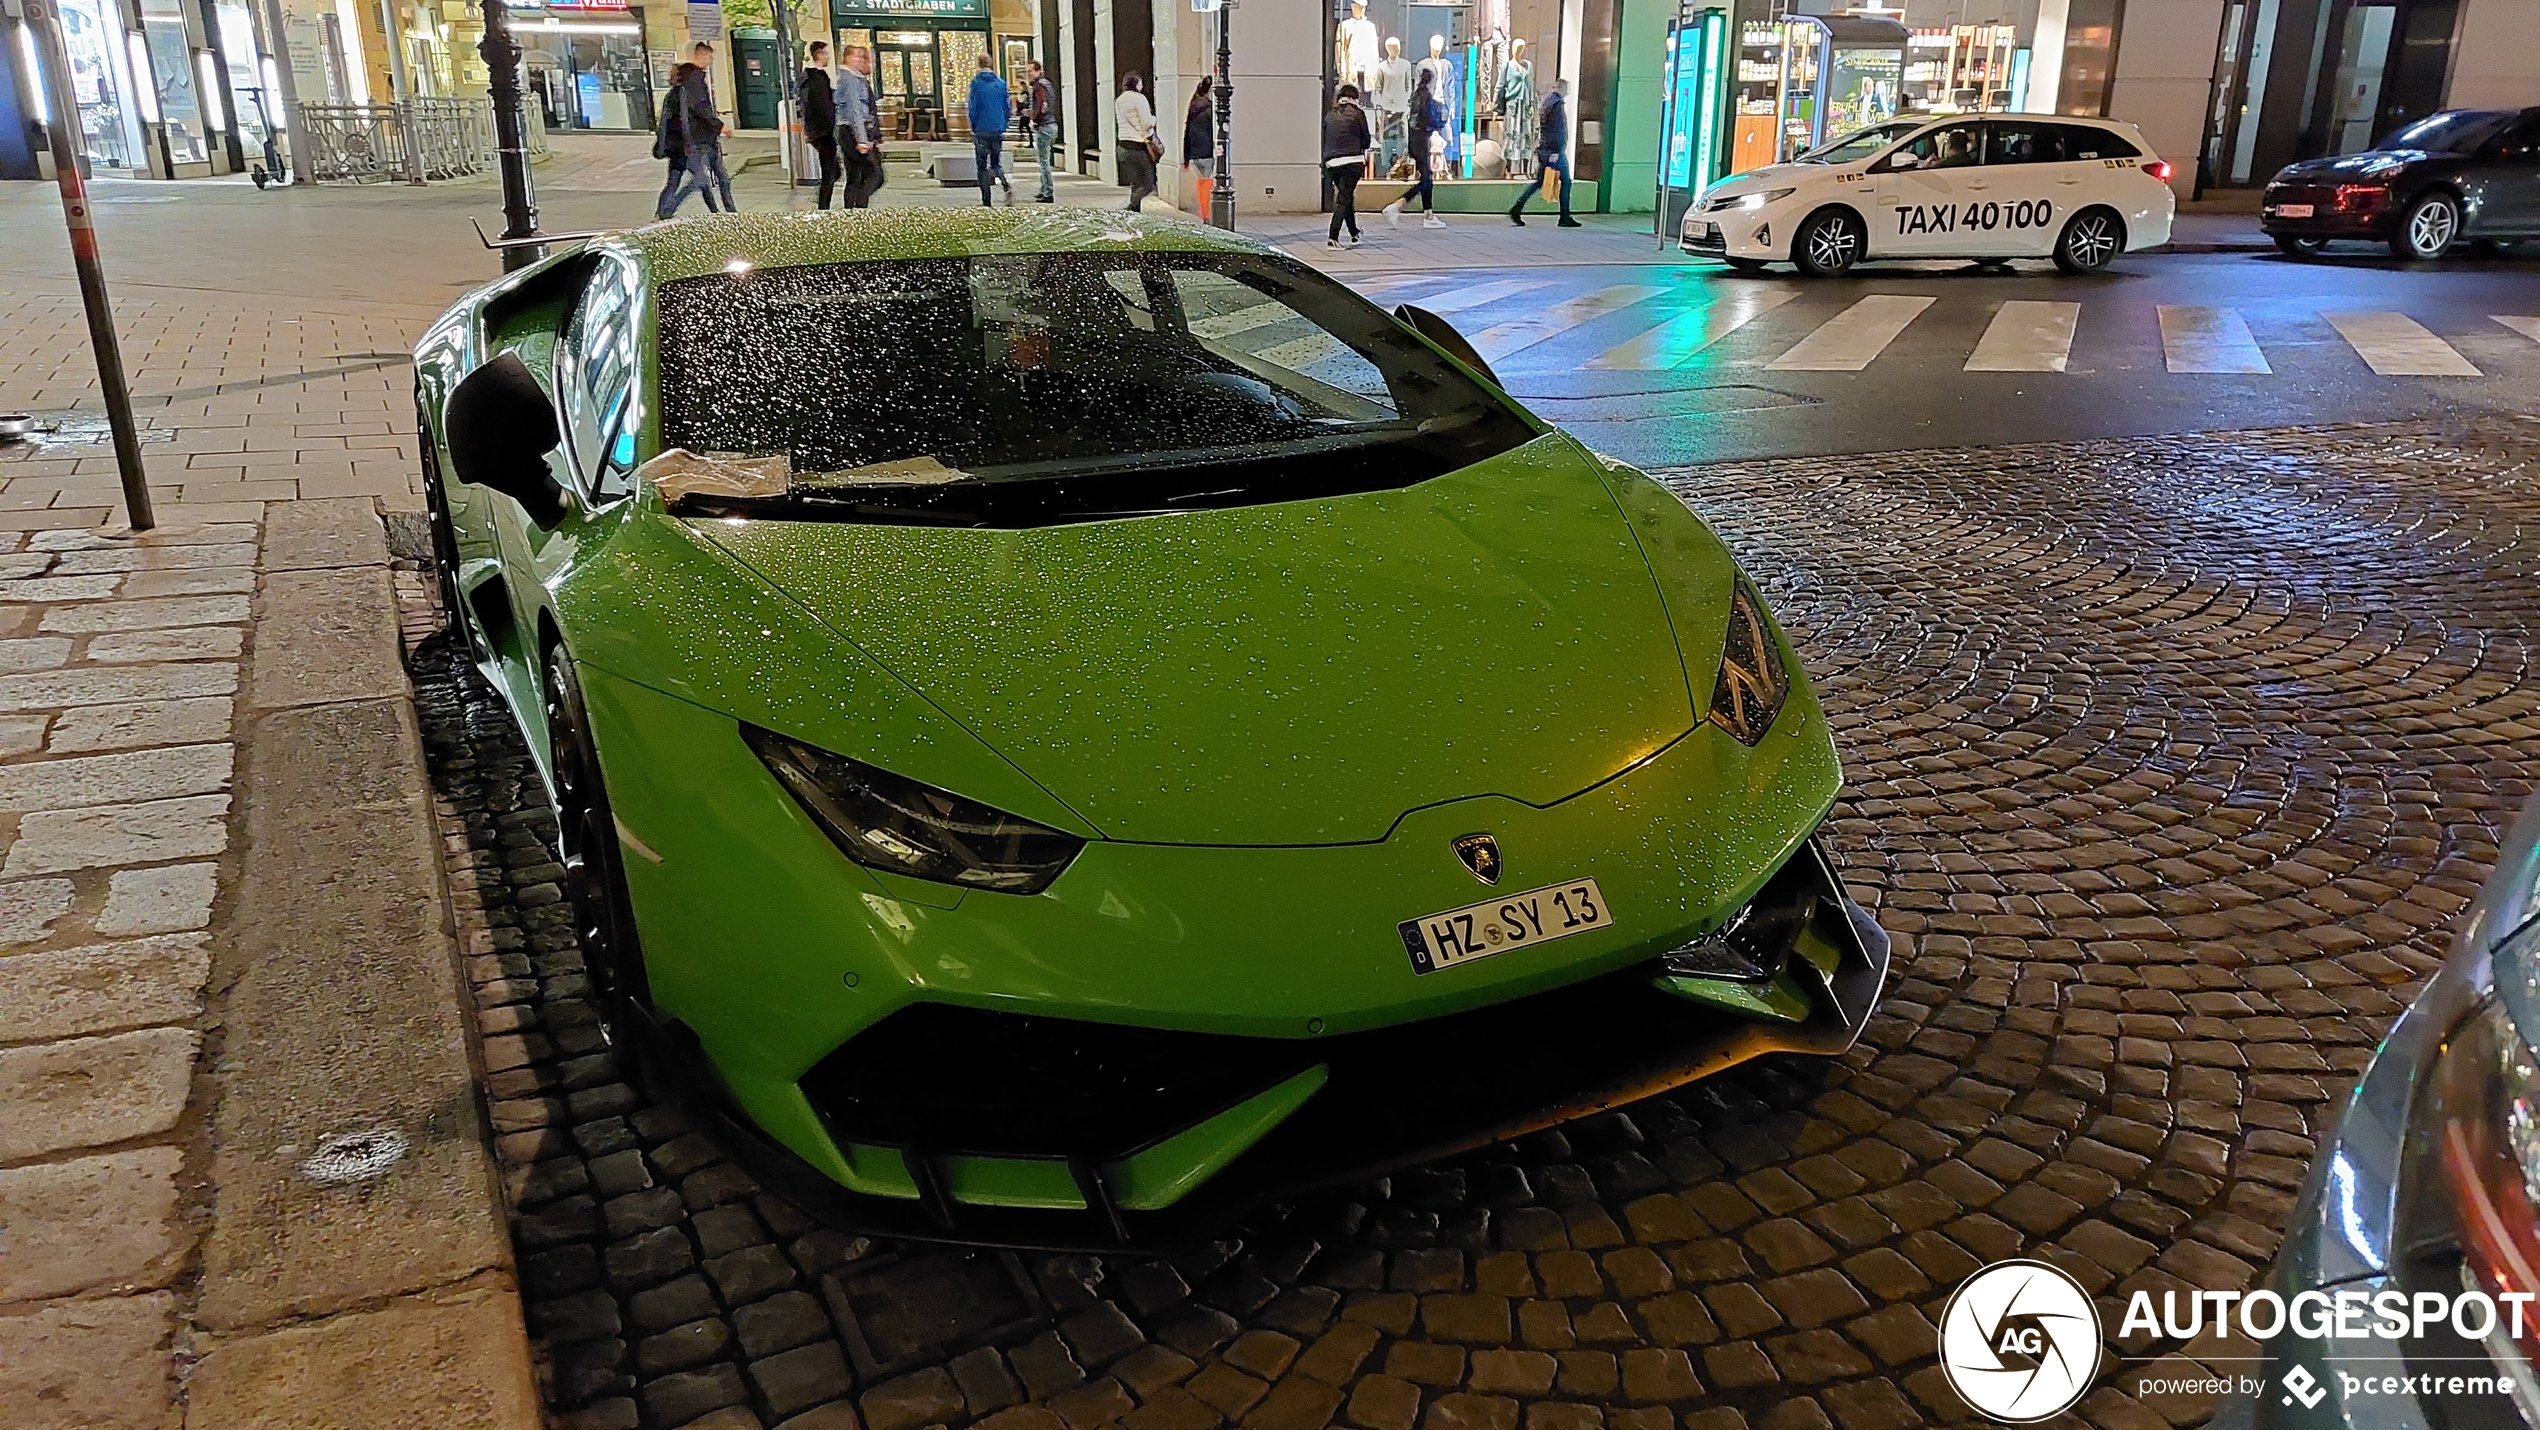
1799, 122, 1919, 164
654, 250, 1536, 526
2380, 111, 2514, 152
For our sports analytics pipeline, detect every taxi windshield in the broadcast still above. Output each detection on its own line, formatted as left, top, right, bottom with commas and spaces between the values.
654, 250, 1534, 524
1799, 122, 1921, 164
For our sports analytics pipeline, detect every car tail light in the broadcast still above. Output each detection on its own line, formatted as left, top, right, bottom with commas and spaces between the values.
2432, 994, 2540, 1375
2141, 160, 2173, 182
2335, 184, 2389, 212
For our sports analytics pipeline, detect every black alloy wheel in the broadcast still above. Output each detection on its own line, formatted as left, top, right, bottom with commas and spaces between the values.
1793, 209, 1864, 277
2390, 191, 2461, 260
2273, 234, 2328, 258
545, 644, 651, 1044
2053, 209, 2123, 274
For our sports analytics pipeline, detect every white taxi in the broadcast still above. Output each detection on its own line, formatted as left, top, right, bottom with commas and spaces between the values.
1681, 115, 2177, 276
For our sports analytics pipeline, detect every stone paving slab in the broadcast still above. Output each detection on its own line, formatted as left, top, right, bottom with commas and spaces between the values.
402, 415, 2540, 1430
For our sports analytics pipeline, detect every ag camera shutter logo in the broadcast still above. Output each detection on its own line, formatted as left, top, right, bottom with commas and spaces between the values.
1939, 1260, 2104, 1422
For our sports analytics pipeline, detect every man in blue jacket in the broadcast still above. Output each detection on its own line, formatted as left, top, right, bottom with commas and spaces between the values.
967, 53, 1014, 206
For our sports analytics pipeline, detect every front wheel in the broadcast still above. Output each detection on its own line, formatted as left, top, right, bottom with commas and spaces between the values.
2052, 209, 2123, 274
2389, 192, 2460, 260
1792, 209, 1864, 277
416, 409, 470, 646
2272, 234, 2327, 258
545, 644, 651, 1043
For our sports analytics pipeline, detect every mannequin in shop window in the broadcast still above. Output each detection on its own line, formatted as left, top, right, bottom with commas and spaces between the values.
1373, 35, 1412, 176
1476, 27, 1506, 129
1500, 38, 1534, 177
1335, 1, 1380, 97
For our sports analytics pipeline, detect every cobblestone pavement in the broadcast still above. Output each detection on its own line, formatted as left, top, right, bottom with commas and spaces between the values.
406, 416, 2540, 1430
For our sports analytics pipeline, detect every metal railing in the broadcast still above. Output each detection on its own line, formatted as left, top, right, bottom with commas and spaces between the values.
297, 98, 548, 184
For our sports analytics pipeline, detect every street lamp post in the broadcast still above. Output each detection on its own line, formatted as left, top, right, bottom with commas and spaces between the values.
1208, 0, 1232, 230
21, 0, 155, 532
479, 0, 544, 271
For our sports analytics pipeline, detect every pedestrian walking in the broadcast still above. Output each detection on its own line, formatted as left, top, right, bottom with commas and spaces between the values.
1183, 76, 1215, 217
1116, 72, 1159, 213
802, 41, 840, 210
1322, 84, 1371, 248
1385, 68, 1445, 229
653, 61, 723, 218
679, 42, 736, 212
1025, 60, 1059, 202
1509, 79, 1580, 227
837, 44, 885, 208
967, 52, 1013, 206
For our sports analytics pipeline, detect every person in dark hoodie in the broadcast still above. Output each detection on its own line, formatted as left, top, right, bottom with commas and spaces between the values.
1321, 84, 1372, 248
1183, 76, 1215, 217
679, 42, 736, 212
802, 41, 840, 209
653, 60, 722, 218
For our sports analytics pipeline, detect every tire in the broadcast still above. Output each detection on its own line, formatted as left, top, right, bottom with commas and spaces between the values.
2388, 191, 2461, 260
545, 644, 652, 1042
416, 406, 469, 646
2052, 208, 2124, 274
1723, 256, 1769, 272
1792, 208, 1864, 277
2272, 235, 2327, 258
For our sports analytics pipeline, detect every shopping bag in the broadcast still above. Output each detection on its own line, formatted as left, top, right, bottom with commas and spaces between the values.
1542, 164, 1561, 205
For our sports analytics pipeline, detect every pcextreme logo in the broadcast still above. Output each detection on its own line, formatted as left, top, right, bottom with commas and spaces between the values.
1937, 1260, 2103, 1423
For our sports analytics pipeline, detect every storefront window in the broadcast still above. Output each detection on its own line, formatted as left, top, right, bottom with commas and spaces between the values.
58, 0, 141, 168
215, 2, 279, 155
522, 1, 651, 131
834, 0, 990, 137
139, 0, 211, 161
1330, 0, 1578, 186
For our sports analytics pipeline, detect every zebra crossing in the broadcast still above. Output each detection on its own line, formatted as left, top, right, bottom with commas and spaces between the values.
1355, 274, 2540, 382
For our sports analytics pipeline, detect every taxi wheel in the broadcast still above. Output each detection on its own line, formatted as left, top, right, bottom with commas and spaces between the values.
2389, 192, 2460, 260
2273, 235, 2327, 259
1793, 209, 1864, 277
2052, 208, 2124, 274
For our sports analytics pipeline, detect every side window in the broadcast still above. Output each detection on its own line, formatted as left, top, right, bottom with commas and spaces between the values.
2498, 113, 2540, 160
1879, 123, 1984, 171
1986, 122, 2066, 165
1168, 269, 1397, 414
560, 257, 642, 503
2058, 124, 2138, 160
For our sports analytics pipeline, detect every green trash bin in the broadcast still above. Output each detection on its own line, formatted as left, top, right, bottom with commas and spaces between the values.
734, 28, 779, 130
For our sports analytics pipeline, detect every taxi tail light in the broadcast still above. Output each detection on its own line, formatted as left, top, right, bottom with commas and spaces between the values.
2431, 997, 2540, 1375
2141, 160, 2173, 182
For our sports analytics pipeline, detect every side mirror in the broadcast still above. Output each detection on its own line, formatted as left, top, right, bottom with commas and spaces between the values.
445, 351, 570, 528
1883, 151, 1922, 172
1394, 304, 1502, 389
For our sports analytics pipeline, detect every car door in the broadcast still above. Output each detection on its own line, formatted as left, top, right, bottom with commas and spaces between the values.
2467, 109, 2540, 235
1970, 119, 2076, 256
1867, 120, 1987, 255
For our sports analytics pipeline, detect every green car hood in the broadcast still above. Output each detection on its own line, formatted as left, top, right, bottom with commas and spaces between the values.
698, 433, 1700, 846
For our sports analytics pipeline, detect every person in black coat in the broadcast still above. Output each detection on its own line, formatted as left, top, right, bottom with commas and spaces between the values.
802, 41, 840, 209
1182, 76, 1216, 215
1388, 68, 1445, 227
1509, 79, 1580, 226
652, 61, 722, 218
1322, 85, 1373, 246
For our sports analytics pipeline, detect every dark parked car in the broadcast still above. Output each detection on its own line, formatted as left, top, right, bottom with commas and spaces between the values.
2261, 106, 2540, 260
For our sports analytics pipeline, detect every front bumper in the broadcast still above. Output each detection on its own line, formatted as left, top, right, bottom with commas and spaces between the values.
579, 654, 1863, 1248
2262, 186, 2393, 239
627, 838, 1890, 1249
1681, 207, 1785, 261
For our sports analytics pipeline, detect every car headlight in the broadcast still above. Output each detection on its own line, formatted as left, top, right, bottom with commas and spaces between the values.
1709, 574, 1789, 746
1740, 188, 1796, 210
742, 726, 1084, 894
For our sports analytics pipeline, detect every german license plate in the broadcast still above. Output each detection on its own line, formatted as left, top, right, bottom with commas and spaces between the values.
1398, 878, 1610, 975
2274, 203, 2314, 219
